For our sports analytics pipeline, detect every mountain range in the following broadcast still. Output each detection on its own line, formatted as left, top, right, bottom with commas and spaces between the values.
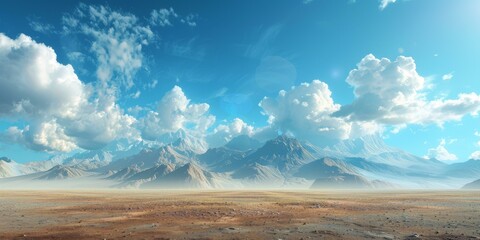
1, 134, 480, 190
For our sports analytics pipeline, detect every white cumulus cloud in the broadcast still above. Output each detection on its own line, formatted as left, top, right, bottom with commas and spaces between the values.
206, 118, 255, 148
0, 33, 86, 119
139, 86, 215, 141
335, 54, 480, 128
469, 151, 480, 160
426, 139, 458, 161
0, 33, 138, 152
258, 80, 379, 145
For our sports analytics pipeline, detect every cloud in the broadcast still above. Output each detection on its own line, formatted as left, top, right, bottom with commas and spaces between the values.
206, 118, 255, 147
335, 54, 480, 127
379, 0, 397, 10
426, 139, 458, 161
66, 51, 87, 63
180, 14, 198, 27
258, 80, 379, 145
0, 33, 137, 152
442, 72, 454, 81
62, 3, 153, 89
138, 86, 215, 141
150, 8, 197, 27
150, 8, 178, 27
146, 79, 158, 89
0, 33, 86, 119
4, 121, 76, 152
469, 151, 480, 160
29, 20, 55, 34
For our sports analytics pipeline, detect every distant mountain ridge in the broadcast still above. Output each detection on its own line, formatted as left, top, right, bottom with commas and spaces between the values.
1, 134, 479, 190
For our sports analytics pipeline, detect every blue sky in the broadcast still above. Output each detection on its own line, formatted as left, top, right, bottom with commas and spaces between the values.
1, 0, 480, 163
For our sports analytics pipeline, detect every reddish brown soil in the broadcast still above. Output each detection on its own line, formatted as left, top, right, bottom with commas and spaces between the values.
0, 190, 479, 239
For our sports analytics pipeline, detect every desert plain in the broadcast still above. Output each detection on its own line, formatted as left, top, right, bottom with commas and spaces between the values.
0, 190, 479, 240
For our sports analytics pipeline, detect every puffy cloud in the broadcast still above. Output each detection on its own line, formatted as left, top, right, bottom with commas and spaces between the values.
258, 80, 377, 145
335, 54, 480, 127
379, 0, 397, 10
0, 33, 137, 152
426, 139, 458, 161
150, 8, 178, 27
206, 118, 255, 147
62, 3, 153, 89
0, 33, 86, 119
61, 95, 139, 150
139, 86, 215, 141
4, 121, 76, 152
469, 151, 480, 160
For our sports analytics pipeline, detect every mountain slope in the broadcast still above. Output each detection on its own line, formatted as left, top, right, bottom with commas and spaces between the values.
242, 135, 315, 172
143, 163, 218, 189
310, 173, 374, 189
294, 157, 358, 180
107, 166, 141, 181
105, 144, 193, 171
128, 164, 175, 181
0, 157, 38, 178
443, 160, 480, 178
197, 147, 246, 172
462, 179, 480, 189
36, 165, 87, 180
232, 162, 284, 184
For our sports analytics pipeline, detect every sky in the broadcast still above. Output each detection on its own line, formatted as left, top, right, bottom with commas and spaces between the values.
1, 0, 480, 163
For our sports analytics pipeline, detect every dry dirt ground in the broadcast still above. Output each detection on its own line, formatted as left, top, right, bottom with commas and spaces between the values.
0, 190, 479, 240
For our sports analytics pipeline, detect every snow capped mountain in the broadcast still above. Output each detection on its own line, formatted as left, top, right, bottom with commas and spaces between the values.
36, 165, 87, 180
242, 135, 315, 172
324, 135, 447, 171
3, 132, 480, 189
62, 151, 113, 170
156, 129, 208, 154
143, 162, 219, 189
23, 155, 67, 173
105, 144, 193, 171
171, 137, 208, 155
224, 135, 262, 152
0, 157, 22, 178
0, 157, 39, 178
325, 135, 395, 157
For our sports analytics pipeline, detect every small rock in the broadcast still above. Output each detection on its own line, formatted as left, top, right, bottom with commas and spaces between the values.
406, 233, 421, 239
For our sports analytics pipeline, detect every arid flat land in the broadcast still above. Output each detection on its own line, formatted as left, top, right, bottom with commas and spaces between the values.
0, 190, 479, 240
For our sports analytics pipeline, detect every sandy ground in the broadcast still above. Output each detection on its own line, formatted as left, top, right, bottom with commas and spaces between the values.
0, 190, 479, 239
